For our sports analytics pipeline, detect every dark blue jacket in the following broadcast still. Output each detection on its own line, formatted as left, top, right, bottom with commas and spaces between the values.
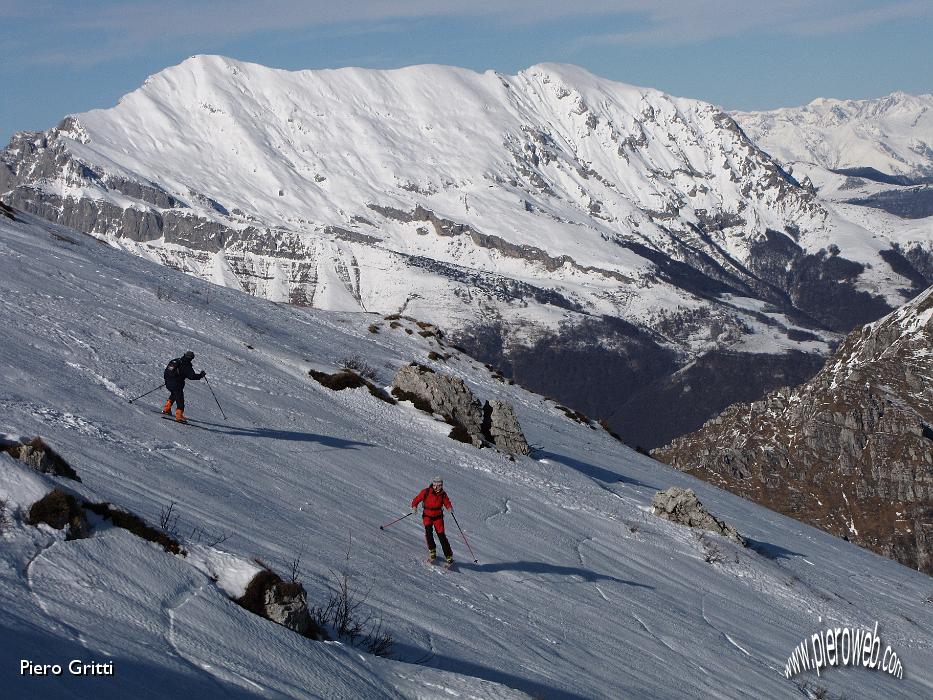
164, 357, 203, 391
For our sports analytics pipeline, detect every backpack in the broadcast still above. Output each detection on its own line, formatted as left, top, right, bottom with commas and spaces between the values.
164, 358, 182, 383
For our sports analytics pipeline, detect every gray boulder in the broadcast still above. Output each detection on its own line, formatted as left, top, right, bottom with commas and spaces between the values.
393, 363, 485, 446
483, 400, 531, 456
651, 487, 746, 546
263, 582, 327, 640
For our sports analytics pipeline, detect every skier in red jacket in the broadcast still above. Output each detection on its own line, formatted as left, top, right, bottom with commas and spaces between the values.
411, 477, 454, 565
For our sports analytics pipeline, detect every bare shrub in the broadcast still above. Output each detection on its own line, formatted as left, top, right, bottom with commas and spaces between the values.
340, 356, 377, 381
368, 324, 380, 334
187, 524, 230, 548
288, 549, 303, 584
0, 497, 8, 534
310, 570, 394, 657
159, 500, 180, 538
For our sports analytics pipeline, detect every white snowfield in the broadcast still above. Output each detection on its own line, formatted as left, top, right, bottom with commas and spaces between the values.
1, 212, 931, 700
734, 91, 933, 178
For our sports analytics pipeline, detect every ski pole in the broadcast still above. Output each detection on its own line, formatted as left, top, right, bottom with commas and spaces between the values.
379, 512, 414, 530
450, 511, 478, 563
203, 376, 227, 420
128, 383, 165, 403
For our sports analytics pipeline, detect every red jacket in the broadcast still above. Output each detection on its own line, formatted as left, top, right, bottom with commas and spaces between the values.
412, 486, 452, 521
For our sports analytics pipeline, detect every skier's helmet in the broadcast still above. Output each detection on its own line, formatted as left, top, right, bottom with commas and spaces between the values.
183, 351, 195, 360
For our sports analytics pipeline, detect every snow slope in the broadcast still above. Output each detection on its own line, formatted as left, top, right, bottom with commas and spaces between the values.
1, 211, 931, 699
734, 92, 933, 179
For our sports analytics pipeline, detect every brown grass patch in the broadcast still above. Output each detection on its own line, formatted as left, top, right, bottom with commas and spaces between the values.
556, 405, 592, 426
84, 501, 185, 555
28, 489, 87, 538
309, 369, 366, 390
598, 419, 624, 443
309, 368, 396, 404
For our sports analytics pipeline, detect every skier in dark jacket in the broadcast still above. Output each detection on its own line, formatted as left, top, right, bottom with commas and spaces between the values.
411, 477, 454, 565
162, 351, 206, 422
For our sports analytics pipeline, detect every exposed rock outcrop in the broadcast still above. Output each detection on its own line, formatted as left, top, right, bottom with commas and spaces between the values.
392, 363, 531, 455
263, 582, 326, 640
482, 400, 531, 456
237, 569, 328, 641
651, 487, 746, 546
393, 363, 485, 447
1, 436, 81, 481
654, 286, 933, 573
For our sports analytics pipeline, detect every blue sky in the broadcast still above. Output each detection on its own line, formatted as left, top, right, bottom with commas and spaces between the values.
2, 0, 932, 145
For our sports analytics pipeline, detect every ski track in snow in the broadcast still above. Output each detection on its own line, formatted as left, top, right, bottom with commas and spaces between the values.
165, 582, 267, 694
25, 540, 89, 649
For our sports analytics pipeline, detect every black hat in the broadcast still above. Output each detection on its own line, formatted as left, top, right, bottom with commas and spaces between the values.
183, 351, 195, 360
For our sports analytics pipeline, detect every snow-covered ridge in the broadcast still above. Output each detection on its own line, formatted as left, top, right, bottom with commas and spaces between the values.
2, 56, 930, 449
1, 196, 931, 698
733, 91, 933, 178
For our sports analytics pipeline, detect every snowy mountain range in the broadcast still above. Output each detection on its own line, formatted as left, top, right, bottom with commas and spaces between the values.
733, 92, 933, 180
3, 56, 931, 449
2, 203, 931, 699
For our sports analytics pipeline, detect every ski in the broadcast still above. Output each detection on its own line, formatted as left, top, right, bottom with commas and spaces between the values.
158, 414, 200, 428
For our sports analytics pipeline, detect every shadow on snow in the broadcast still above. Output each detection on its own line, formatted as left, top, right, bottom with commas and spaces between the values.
746, 538, 807, 560
535, 450, 657, 489
172, 418, 373, 450
390, 643, 592, 700
457, 560, 653, 588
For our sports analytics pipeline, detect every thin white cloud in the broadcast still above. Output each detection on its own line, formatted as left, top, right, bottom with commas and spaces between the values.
3, 0, 931, 68
574, 0, 931, 47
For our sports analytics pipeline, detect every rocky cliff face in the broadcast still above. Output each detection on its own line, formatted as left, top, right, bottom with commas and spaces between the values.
2, 57, 927, 448
653, 286, 933, 573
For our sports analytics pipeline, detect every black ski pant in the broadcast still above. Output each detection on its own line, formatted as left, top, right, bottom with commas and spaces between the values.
166, 387, 186, 410
424, 521, 452, 559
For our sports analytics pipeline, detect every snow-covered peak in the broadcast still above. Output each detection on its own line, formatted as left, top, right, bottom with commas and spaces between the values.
734, 91, 933, 177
